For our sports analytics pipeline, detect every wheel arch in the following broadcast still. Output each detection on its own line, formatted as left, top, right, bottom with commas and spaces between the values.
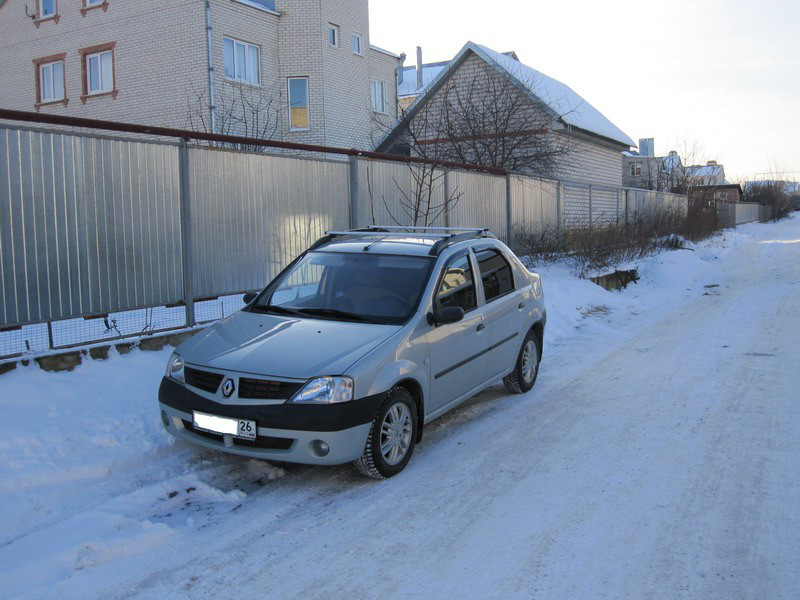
394, 378, 425, 442
531, 320, 544, 360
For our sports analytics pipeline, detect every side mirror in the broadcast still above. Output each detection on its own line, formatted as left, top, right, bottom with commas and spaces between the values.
428, 306, 465, 326
243, 291, 258, 305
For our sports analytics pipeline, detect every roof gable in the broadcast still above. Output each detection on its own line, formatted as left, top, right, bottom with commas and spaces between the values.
384, 41, 634, 150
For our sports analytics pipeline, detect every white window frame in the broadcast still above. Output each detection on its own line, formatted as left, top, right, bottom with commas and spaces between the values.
86, 50, 114, 95
327, 24, 339, 47
630, 162, 641, 177
39, 60, 65, 103
223, 37, 261, 85
288, 76, 310, 131
352, 34, 363, 56
371, 80, 387, 114
39, 0, 57, 18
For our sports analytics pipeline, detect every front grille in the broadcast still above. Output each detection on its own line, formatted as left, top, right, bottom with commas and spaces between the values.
182, 420, 294, 450
184, 367, 224, 394
239, 377, 304, 400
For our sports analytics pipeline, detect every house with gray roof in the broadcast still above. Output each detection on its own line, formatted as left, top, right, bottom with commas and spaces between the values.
378, 41, 634, 186
623, 138, 685, 192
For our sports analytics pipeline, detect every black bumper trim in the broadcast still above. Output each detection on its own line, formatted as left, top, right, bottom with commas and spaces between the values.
159, 378, 385, 432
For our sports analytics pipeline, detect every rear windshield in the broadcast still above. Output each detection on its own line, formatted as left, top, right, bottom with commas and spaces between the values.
252, 252, 434, 325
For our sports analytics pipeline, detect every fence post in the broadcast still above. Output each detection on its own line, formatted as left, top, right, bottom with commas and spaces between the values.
348, 155, 359, 229
178, 138, 195, 328
616, 188, 621, 227
588, 185, 593, 229
443, 170, 451, 227
556, 181, 562, 233
505, 174, 513, 248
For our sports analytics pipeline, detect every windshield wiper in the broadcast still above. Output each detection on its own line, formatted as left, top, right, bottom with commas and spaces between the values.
251, 304, 304, 317
295, 308, 379, 324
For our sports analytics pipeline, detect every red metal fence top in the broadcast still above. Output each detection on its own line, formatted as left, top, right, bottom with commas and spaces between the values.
0, 108, 508, 176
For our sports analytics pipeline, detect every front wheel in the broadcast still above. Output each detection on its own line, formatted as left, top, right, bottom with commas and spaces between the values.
503, 329, 540, 394
354, 388, 418, 479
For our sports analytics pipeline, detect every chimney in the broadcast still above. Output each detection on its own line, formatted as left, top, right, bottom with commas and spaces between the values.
397, 52, 406, 85
638, 138, 655, 157
707, 160, 717, 166
416, 46, 423, 91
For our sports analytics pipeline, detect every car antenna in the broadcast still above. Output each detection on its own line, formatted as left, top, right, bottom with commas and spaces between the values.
363, 236, 389, 251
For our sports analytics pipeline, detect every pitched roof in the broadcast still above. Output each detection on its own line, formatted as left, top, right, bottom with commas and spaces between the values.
686, 164, 724, 177
398, 62, 449, 98
382, 41, 634, 150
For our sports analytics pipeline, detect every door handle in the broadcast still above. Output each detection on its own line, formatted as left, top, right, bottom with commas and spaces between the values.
518, 302, 526, 309
477, 323, 486, 332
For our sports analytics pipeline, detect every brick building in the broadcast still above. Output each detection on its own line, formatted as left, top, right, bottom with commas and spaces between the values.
0, 0, 399, 150
378, 42, 634, 186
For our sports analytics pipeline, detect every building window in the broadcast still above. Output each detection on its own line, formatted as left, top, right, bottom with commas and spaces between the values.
630, 162, 642, 177
371, 80, 387, 113
35, 0, 60, 24
224, 38, 260, 85
39, 0, 57, 18
80, 42, 116, 100
288, 77, 309, 130
327, 24, 339, 47
81, 0, 108, 14
352, 34, 363, 55
39, 61, 65, 103
87, 51, 113, 94
33, 53, 67, 108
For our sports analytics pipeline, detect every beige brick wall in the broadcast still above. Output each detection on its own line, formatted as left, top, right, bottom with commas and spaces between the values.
0, 0, 397, 150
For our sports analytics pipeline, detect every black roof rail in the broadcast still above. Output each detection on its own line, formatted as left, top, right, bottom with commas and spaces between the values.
428, 229, 495, 256
308, 226, 495, 255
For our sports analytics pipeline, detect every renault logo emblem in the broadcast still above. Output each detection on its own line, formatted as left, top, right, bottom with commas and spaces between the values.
222, 378, 235, 398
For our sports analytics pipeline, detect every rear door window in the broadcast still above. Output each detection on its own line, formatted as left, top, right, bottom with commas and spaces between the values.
475, 249, 514, 302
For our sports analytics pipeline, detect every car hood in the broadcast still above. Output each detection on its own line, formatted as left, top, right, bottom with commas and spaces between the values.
178, 310, 401, 379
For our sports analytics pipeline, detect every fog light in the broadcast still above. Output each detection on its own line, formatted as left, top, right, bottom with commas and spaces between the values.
161, 410, 169, 428
311, 440, 330, 457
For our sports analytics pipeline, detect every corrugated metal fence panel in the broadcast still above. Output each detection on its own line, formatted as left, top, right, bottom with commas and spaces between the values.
509, 176, 558, 229
563, 183, 591, 226
448, 170, 508, 239
356, 158, 447, 228
0, 127, 183, 327
189, 148, 350, 298
735, 203, 760, 225
591, 188, 619, 225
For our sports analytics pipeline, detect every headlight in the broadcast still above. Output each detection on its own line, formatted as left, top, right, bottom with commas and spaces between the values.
291, 376, 353, 404
166, 353, 185, 383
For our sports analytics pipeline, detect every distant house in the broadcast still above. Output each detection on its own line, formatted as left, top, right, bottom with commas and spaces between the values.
690, 184, 743, 204
686, 161, 728, 186
379, 41, 634, 186
622, 138, 685, 192
397, 47, 449, 111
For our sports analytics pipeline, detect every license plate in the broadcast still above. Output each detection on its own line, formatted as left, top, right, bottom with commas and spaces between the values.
192, 411, 257, 440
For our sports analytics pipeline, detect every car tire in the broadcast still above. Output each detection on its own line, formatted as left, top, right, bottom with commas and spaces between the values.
503, 329, 540, 394
354, 387, 418, 479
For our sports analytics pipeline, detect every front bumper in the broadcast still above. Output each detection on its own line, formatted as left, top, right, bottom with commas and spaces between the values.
159, 377, 382, 465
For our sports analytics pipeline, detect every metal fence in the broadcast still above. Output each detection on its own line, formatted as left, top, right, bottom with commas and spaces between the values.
1, 121, 690, 360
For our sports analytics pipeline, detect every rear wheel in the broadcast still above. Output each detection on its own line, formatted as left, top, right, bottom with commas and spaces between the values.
354, 388, 418, 479
503, 329, 540, 394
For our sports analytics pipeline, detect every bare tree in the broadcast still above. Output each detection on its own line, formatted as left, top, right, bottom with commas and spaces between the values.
365, 162, 463, 228
187, 81, 281, 152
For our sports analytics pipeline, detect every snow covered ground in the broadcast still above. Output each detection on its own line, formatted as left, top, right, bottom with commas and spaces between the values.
1, 216, 798, 600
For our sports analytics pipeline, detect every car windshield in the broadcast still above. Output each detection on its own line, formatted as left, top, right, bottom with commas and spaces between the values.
252, 252, 434, 325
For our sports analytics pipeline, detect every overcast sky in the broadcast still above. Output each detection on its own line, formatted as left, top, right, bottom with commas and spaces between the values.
370, 0, 799, 182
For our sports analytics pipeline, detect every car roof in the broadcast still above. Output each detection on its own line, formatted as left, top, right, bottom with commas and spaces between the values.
315, 237, 438, 257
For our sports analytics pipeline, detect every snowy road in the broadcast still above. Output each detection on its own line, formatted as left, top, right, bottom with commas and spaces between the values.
1, 217, 798, 599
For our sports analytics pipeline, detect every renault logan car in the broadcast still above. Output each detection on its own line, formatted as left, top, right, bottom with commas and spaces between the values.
158, 227, 546, 478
